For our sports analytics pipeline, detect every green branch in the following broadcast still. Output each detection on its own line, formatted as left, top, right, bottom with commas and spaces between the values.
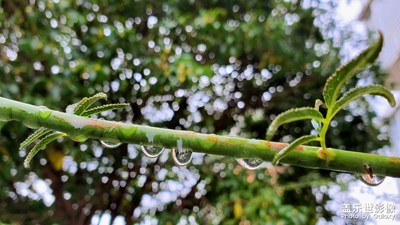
1, 96, 400, 178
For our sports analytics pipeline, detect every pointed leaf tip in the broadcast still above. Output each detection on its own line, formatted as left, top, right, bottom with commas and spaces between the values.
323, 32, 383, 108
74, 92, 108, 115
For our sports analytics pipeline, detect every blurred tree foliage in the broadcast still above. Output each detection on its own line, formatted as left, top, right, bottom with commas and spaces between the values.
0, 0, 389, 224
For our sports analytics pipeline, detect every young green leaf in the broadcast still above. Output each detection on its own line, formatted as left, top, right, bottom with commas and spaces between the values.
272, 135, 319, 165
80, 103, 129, 117
19, 128, 53, 150
331, 84, 396, 118
323, 32, 383, 108
266, 107, 324, 140
73, 92, 108, 116
314, 99, 324, 110
23, 132, 67, 168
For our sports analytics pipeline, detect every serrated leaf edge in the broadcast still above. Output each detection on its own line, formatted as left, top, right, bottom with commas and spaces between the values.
331, 84, 396, 117
323, 32, 383, 107
266, 107, 324, 140
272, 135, 319, 165
23, 132, 67, 168
81, 103, 129, 117
19, 128, 53, 150
74, 92, 108, 115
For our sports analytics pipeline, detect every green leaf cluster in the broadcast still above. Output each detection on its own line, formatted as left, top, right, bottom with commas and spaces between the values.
266, 32, 396, 164
20, 93, 128, 168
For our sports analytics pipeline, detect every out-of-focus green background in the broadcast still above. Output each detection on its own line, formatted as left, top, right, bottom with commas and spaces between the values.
0, 0, 391, 224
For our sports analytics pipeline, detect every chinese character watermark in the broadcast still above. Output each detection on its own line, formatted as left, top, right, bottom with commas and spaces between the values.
340, 202, 397, 220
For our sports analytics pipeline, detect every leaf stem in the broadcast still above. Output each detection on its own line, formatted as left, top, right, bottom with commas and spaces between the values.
319, 114, 332, 152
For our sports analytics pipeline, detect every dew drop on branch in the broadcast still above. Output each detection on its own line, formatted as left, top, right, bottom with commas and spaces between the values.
236, 158, 264, 170
22, 118, 41, 129
358, 164, 385, 186
359, 173, 385, 186
141, 145, 164, 158
100, 140, 122, 148
172, 148, 192, 166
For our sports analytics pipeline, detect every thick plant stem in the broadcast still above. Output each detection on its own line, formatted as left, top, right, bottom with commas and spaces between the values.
1, 96, 400, 178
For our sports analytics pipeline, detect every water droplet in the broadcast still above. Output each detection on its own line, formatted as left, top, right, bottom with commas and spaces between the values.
22, 120, 41, 129
358, 164, 385, 186
141, 145, 164, 158
359, 174, 385, 186
100, 140, 122, 148
236, 158, 264, 170
38, 106, 52, 119
172, 148, 192, 166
